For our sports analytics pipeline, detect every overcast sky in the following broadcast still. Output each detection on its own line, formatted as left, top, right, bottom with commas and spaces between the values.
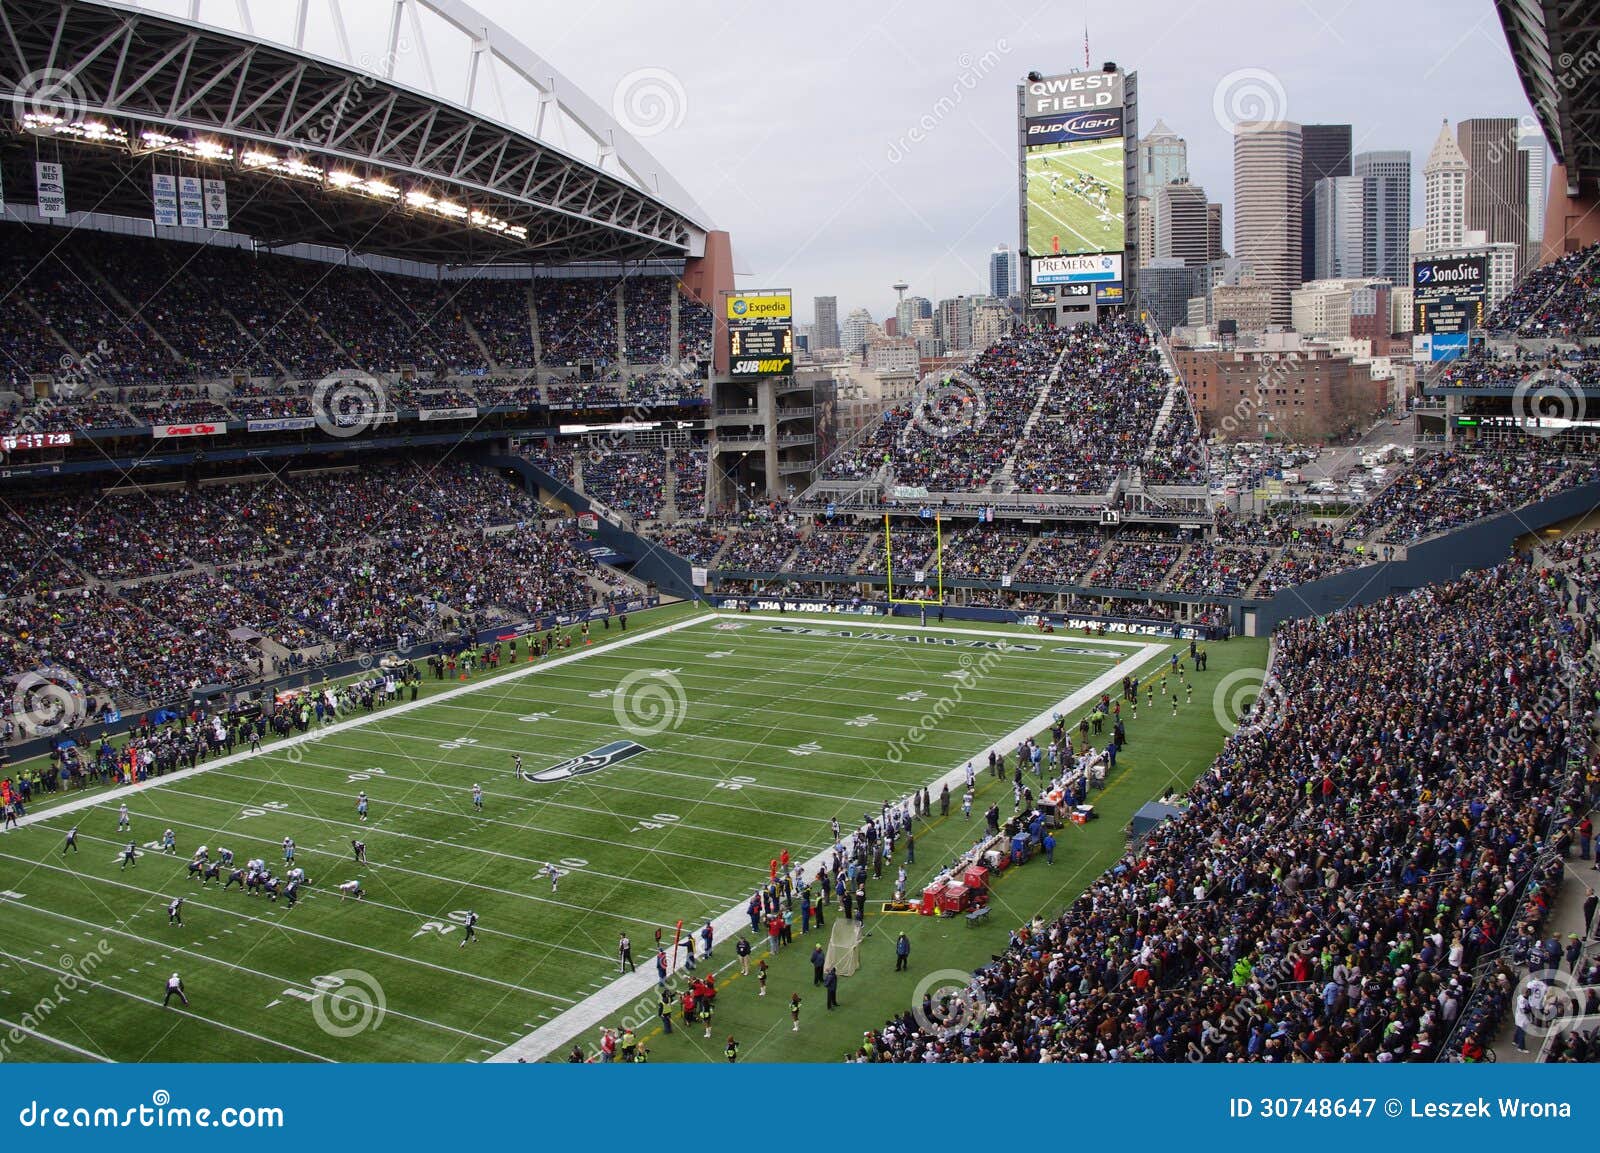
173, 0, 1540, 326
462, 0, 1535, 325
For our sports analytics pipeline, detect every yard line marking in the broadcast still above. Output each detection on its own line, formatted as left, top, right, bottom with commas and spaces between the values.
0, 1013, 113, 1062
11, 899, 506, 1046
0, 853, 575, 1006
0, 948, 335, 1062
6, 607, 724, 836
127, 783, 747, 907
485, 636, 1168, 1063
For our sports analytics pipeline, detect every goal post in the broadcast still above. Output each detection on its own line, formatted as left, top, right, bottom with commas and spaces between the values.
825, 919, 862, 977
884, 513, 944, 606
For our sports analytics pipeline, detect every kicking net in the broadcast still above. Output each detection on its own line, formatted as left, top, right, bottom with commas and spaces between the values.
825, 920, 863, 977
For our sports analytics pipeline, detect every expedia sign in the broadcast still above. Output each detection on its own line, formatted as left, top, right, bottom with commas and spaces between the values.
528, 740, 648, 782
726, 289, 794, 379
1024, 107, 1124, 143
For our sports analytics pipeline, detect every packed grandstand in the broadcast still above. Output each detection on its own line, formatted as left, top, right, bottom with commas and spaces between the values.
2, 0, 1598, 1074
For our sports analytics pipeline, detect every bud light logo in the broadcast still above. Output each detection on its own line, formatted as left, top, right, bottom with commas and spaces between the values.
1026, 108, 1123, 142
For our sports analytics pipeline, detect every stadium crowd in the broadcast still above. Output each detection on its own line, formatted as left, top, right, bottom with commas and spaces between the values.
856, 555, 1593, 1062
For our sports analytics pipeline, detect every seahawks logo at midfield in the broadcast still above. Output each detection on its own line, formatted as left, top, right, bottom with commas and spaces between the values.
529, 740, 649, 782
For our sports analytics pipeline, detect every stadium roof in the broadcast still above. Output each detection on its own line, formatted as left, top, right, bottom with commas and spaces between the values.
1497, 0, 1600, 196
1, 0, 713, 265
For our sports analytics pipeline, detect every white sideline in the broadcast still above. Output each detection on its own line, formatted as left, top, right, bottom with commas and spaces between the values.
8, 605, 721, 834
485, 619, 1168, 1063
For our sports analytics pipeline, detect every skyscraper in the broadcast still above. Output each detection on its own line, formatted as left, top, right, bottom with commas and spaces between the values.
1312, 176, 1365, 280
937, 296, 974, 352
1423, 120, 1468, 254
1138, 119, 1189, 243
988, 245, 1016, 299
1156, 181, 1211, 267
1520, 128, 1548, 260
1299, 124, 1353, 281
1233, 120, 1303, 327
1206, 202, 1225, 262
896, 294, 932, 341
1457, 117, 1528, 272
1353, 150, 1412, 284
840, 307, 874, 356
812, 296, 839, 351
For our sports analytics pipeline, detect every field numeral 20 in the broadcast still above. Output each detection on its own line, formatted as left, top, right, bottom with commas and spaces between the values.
629, 812, 680, 833
347, 767, 388, 783
438, 737, 480, 751
411, 909, 475, 939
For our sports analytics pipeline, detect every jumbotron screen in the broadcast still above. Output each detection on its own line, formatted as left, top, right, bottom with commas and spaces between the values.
726, 290, 794, 377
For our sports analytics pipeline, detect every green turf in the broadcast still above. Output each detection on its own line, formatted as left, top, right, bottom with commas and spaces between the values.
0, 603, 1264, 1063
1025, 138, 1125, 258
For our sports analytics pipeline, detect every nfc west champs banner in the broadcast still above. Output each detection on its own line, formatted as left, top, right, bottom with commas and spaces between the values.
35, 162, 66, 218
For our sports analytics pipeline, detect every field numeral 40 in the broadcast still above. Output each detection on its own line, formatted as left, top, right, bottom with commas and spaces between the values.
630, 812, 680, 833
239, 801, 290, 820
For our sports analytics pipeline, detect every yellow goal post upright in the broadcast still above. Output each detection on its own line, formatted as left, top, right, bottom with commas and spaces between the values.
883, 513, 945, 606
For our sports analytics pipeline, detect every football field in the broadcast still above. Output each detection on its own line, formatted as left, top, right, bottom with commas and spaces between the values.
0, 605, 1172, 1063
1025, 138, 1125, 257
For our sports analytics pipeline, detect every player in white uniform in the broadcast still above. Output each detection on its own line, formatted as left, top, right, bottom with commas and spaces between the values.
338, 879, 364, 900
117, 804, 130, 831
472, 783, 484, 811
544, 862, 560, 892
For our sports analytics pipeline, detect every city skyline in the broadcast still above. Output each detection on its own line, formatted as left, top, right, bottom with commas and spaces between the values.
464, 0, 1534, 325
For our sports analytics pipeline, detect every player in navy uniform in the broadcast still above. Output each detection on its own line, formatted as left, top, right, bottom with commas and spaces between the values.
167, 897, 183, 926
512, 754, 524, 781
459, 910, 479, 947
163, 972, 188, 1007
62, 826, 78, 855
120, 841, 137, 870
351, 839, 367, 864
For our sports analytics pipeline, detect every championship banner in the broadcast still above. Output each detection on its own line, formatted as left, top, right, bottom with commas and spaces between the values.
690, 566, 709, 587
203, 178, 229, 230
35, 162, 66, 218
179, 176, 204, 228
152, 173, 179, 227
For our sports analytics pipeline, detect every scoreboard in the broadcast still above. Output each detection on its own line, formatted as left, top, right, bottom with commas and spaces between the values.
1413, 256, 1487, 335
725, 291, 794, 377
